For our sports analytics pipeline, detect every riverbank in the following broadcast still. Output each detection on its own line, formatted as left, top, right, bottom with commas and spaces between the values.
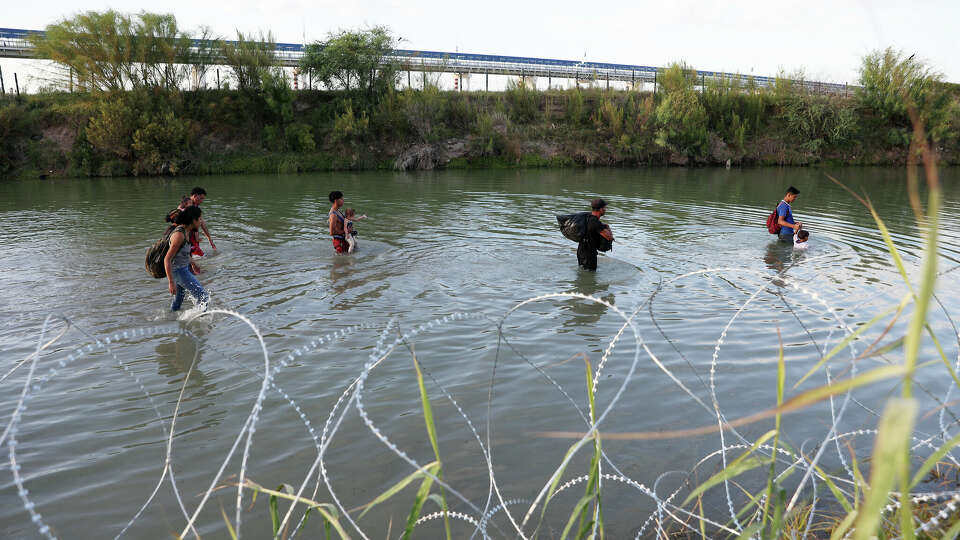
2, 81, 959, 179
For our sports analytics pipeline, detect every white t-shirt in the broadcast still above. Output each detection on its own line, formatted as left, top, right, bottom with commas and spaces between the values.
794, 233, 808, 249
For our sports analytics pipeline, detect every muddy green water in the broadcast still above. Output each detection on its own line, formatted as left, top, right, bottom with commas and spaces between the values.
2, 167, 960, 538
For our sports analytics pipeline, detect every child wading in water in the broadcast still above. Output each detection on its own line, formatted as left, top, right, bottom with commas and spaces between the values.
163, 206, 210, 311
794, 224, 810, 250
343, 208, 368, 253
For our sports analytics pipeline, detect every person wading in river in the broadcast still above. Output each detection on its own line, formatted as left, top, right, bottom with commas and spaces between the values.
174, 187, 217, 256
578, 198, 614, 271
164, 206, 210, 312
777, 186, 803, 244
328, 191, 348, 254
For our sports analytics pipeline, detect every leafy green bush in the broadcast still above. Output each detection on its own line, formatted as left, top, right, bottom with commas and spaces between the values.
131, 110, 194, 173
86, 97, 138, 158
565, 89, 586, 127
654, 63, 709, 157
441, 95, 477, 133
85, 89, 196, 174
0, 103, 31, 176
473, 112, 507, 156
331, 99, 369, 143
857, 48, 953, 144
285, 122, 316, 152
399, 87, 444, 141
593, 98, 624, 139
779, 95, 856, 154
505, 80, 540, 124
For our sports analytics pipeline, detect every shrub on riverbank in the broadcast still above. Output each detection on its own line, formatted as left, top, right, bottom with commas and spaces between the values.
2, 54, 959, 178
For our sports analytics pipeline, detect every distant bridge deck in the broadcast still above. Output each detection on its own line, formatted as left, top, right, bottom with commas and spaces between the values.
0, 27, 851, 93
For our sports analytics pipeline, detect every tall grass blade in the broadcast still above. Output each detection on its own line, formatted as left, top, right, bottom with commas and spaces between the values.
240, 479, 349, 539
560, 494, 596, 540
411, 354, 452, 540
940, 517, 960, 540
852, 397, 917, 540
762, 331, 786, 533
358, 461, 439, 518
910, 430, 960, 489
902, 184, 940, 396
735, 523, 762, 540
222, 505, 239, 540
402, 471, 436, 540
794, 299, 906, 388
683, 430, 776, 505
829, 510, 857, 540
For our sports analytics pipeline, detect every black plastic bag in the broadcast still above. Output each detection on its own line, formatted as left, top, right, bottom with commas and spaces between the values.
557, 212, 590, 242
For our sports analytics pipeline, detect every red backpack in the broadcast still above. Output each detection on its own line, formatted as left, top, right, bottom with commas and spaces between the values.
766, 205, 781, 234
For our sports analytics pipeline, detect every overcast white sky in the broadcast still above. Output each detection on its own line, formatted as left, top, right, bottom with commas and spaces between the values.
3, 0, 958, 87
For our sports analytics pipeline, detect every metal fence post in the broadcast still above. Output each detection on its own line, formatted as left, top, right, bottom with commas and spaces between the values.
0, 65, 5, 95
14, 72, 20, 97
486, 72, 489, 91
216, 69, 220, 89
653, 71, 657, 94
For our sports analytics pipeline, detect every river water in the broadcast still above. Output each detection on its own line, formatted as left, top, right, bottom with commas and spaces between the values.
2, 167, 960, 538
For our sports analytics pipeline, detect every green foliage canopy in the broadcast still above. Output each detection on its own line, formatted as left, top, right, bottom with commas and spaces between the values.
31, 10, 199, 91
857, 48, 953, 144
221, 31, 278, 91
300, 27, 399, 96
654, 63, 709, 157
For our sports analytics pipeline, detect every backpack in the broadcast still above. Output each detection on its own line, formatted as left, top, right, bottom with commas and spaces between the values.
766, 205, 782, 235
557, 212, 591, 242
145, 225, 177, 278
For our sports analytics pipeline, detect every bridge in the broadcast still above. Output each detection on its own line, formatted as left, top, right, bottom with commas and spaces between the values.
0, 27, 852, 94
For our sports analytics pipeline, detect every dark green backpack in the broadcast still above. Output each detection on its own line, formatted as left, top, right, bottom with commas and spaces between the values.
145, 226, 177, 278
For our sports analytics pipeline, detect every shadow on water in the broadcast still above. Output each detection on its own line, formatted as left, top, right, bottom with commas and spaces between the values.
153, 327, 214, 393
762, 238, 809, 288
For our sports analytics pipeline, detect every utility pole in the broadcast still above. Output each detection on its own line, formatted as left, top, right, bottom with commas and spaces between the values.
485, 72, 488, 91
408, 70, 411, 88
217, 69, 220, 90
653, 71, 657, 94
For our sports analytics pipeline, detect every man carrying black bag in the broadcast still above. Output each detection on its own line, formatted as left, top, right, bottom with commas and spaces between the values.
577, 198, 614, 271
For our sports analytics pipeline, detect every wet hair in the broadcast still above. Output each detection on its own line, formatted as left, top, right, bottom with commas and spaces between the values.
191, 187, 207, 196
174, 205, 202, 226
591, 198, 607, 210
329, 191, 344, 203
786, 186, 800, 196
797, 229, 809, 240
344, 207, 356, 217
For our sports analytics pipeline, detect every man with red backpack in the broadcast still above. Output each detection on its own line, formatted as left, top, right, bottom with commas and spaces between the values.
769, 186, 803, 243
